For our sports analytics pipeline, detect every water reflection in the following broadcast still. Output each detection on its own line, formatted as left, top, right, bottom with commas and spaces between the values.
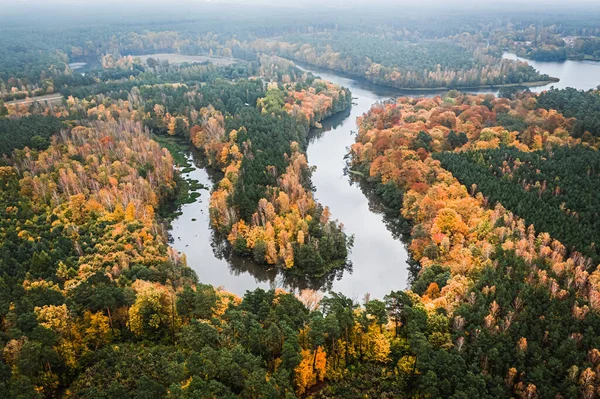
308, 107, 352, 142
209, 224, 353, 293
169, 147, 355, 296
349, 177, 408, 241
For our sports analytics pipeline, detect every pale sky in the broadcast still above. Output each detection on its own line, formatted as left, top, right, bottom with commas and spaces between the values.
1, 0, 599, 27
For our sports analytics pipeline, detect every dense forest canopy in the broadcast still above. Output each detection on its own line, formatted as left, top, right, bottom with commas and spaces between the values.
538, 88, 600, 136
2, 2, 600, 398
436, 146, 600, 261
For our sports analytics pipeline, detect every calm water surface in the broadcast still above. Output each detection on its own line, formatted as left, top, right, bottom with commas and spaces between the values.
504, 52, 600, 92
169, 157, 276, 294
170, 67, 415, 300
303, 68, 412, 300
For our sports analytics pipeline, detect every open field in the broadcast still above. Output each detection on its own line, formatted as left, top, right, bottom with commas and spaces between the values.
6, 93, 63, 106
135, 53, 238, 66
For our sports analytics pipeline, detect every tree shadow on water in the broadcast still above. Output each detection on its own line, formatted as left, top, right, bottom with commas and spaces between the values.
210, 229, 353, 294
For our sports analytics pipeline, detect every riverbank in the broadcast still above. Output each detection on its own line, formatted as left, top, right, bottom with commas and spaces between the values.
294, 60, 558, 92
374, 78, 560, 92
513, 50, 600, 63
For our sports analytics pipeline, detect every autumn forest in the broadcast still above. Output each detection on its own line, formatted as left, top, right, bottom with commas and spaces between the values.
2, 1, 600, 398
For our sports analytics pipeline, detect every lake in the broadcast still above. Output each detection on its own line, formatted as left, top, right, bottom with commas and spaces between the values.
504, 52, 600, 92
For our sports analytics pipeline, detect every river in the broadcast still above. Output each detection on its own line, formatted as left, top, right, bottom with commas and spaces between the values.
170, 67, 416, 300
303, 68, 413, 300
170, 55, 599, 300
